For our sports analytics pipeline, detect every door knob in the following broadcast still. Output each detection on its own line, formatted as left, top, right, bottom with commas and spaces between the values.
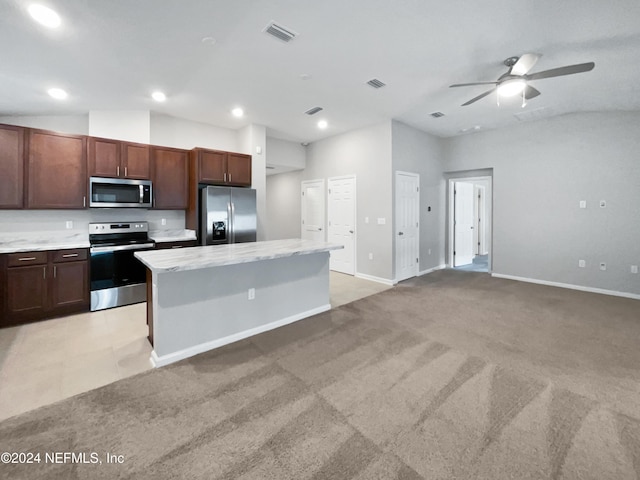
398, 232, 404, 236
349, 230, 354, 234
318, 228, 322, 231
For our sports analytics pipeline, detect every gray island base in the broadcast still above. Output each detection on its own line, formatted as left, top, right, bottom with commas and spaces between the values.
135, 239, 343, 367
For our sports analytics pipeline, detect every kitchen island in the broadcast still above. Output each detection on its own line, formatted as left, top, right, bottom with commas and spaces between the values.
135, 239, 343, 367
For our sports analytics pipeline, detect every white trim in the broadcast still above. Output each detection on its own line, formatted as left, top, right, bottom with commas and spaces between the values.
150, 304, 332, 368
491, 273, 640, 300
355, 272, 395, 286
301, 178, 325, 241
418, 264, 447, 276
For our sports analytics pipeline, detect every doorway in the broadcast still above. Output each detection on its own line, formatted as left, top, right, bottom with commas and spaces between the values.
448, 176, 492, 272
327, 175, 356, 275
301, 179, 325, 241
395, 171, 420, 281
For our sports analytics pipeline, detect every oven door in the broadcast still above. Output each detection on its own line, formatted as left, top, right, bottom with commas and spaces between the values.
90, 243, 155, 310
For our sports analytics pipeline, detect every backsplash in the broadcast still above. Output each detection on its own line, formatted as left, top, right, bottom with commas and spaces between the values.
0, 209, 185, 239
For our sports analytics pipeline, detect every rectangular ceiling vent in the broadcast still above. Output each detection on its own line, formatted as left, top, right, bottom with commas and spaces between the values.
263, 22, 298, 42
367, 78, 386, 89
305, 106, 323, 115
430, 111, 445, 118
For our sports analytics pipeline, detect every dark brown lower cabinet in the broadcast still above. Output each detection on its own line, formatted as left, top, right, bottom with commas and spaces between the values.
1, 248, 90, 327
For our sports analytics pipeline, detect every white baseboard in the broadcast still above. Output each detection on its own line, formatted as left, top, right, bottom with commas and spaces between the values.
491, 273, 640, 300
150, 303, 332, 368
355, 272, 395, 286
418, 264, 447, 276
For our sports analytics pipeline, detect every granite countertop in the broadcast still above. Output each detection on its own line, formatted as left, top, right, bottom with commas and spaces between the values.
135, 239, 343, 273
0, 233, 90, 254
148, 229, 197, 243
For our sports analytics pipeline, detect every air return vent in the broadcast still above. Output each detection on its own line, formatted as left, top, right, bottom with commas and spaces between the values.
305, 107, 323, 115
367, 78, 386, 89
430, 111, 445, 118
263, 22, 298, 42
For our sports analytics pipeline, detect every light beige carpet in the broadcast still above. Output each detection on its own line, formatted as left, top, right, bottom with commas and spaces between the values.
1, 270, 640, 480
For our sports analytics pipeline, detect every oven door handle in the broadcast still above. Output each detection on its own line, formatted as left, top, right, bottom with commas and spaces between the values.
90, 242, 155, 253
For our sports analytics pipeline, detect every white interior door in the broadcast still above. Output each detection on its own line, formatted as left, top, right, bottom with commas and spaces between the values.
301, 179, 325, 241
327, 176, 356, 275
395, 171, 419, 281
454, 182, 474, 266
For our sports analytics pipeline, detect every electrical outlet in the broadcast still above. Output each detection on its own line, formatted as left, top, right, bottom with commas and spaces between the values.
631, 265, 638, 274
599, 262, 607, 271
578, 259, 586, 268
248, 288, 255, 300
65, 221, 73, 229
428, 249, 432, 255
368, 253, 373, 260
579, 200, 586, 209
364, 217, 369, 224
377, 218, 386, 225
599, 200, 606, 208
161, 218, 167, 226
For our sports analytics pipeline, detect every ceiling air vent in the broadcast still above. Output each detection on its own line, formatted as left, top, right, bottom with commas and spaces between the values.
263, 22, 298, 42
367, 78, 386, 89
430, 111, 445, 118
305, 107, 323, 115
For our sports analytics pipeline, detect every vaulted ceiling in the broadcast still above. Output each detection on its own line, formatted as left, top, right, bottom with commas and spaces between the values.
2, 0, 639, 143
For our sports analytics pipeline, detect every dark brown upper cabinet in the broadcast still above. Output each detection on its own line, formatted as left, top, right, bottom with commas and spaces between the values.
151, 146, 189, 209
88, 137, 150, 180
27, 129, 87, 209
0, 124, 25, 209
191, 148, 251, 187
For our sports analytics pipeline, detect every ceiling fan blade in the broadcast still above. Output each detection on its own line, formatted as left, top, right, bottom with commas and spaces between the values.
510, 53, 541, 76
525, 62, 595, 81
461, 88, 496, 106
450, 82, 498, 88
524, 85, 541, 100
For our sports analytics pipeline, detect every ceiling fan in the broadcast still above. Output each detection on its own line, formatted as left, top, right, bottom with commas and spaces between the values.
450, 54, 595, 106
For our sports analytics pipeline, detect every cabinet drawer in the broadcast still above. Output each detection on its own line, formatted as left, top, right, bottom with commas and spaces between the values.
156, 240, 198, 250
52, 248, 88, 263
7, 251, 48, 267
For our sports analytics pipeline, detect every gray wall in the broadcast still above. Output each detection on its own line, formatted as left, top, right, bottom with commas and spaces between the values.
391, 121, 446, 275
265, 170, 303, 240
304, 121, 393, 280
443, 111, 640, 296
266, 137, 306, 174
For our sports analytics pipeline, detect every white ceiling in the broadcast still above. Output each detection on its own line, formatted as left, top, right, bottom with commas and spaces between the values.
2, 0, 640, 143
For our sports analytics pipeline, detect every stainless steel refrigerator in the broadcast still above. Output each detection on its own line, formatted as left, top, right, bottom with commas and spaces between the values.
200, 186, 257, 245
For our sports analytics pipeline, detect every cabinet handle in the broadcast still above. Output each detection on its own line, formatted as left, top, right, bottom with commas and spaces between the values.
224, 173, 227, 182
229, 173, 232, 182
171, 246, 183, 249
18, 257, 37, 261
117, 165, 120, 176
54, 266, 57, 278
125, 166, 128, 177
43, 267, 46, 279
62, 253, 79, 258
83, 196, 86, 207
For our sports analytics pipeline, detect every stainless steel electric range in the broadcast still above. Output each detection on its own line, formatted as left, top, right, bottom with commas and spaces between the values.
89, 222, 155, 311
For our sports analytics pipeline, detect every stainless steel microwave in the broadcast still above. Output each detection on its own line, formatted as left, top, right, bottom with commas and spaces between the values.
89, 177, 152, 208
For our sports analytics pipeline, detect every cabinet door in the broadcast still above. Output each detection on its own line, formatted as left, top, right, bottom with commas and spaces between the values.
88, 137, 120, 178
50, 261, 89, 310
27, 130, 87, 209
0, 124, 25, 208
121, 142, 150, 179
226, 153, 252, 186
6, 265, 48, 316
198, 150, 226, 184
152, 147, 188, 209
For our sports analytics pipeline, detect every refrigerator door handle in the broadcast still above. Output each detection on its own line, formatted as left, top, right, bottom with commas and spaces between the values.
230, 202, 235, 243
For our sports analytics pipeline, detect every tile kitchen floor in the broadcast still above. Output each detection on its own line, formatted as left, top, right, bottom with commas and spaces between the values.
0, 272, 390, 421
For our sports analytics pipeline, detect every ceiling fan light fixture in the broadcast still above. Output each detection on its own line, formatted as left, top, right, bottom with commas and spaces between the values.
497, 79, 526, 97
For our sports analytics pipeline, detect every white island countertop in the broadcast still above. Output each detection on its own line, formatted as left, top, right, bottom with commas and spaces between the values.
135, 238, 343, 273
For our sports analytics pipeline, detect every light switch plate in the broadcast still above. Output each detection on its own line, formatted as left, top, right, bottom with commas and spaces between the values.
65, 221, 73, 229
579, 200, 586, 209
578, 259, 585, 268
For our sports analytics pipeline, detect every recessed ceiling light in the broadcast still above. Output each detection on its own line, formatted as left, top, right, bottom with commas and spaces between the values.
201, 36, 216, 46
231, 107, 244, 117
317, 120, 328, 129
47, 88, 67, 99
151, 91, 166, 102
28, 4, 61, 28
